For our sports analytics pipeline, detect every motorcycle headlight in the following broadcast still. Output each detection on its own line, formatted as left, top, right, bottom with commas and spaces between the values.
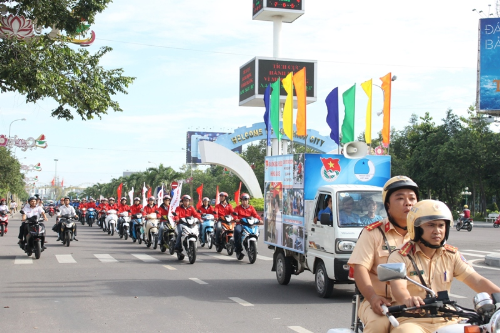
336, 239, 356, 254
491, 310, 500, 333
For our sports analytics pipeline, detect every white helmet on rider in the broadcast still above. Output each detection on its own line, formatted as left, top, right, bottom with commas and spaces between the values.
163, 195, 171, 200
202, 197, 210, 202
181, 195, 191, 201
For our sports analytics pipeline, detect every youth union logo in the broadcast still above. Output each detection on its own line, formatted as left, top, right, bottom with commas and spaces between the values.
320, 157, 341, 182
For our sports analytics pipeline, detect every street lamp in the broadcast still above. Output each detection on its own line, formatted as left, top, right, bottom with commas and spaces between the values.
147, 161, 158, 167
9, 118, 26, 139
461, 187, 472, 206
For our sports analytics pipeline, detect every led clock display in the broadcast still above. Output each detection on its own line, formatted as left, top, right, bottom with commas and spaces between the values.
266, 0, 302, 10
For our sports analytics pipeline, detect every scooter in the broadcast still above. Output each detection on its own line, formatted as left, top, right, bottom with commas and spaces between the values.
47, 206, 55, 217
20, 214, 46, 259
199, 213, 215, 249
104, 209, 118, 236
216, 214, 235, 256
131, 213, 144, 244
86, 208, 96, 227
59, 214, 77, 247
159, 220, 176, 255
235, 215, 260, 264
494, 216, 500, 228
0, 209, 9, 236
79, 207, 87, 225
456, 213, 473, 232
144, 213, 159, 249
118, 211, 130, 240
175, 215, 199, 264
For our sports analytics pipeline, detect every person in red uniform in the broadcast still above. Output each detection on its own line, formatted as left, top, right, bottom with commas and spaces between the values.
233, 193, 262, 260
173, 195, 201, 253
158, 195, 171, 246
198, 197, 215, 246
80, 198, 88, 210
213, 191, 234, 247
142, 196, 157, 216
129, 197, 143, 241
117, 197, 130, 236
104, 197, 119, 233
86, 198, 97, 210
459, 204, 471, 228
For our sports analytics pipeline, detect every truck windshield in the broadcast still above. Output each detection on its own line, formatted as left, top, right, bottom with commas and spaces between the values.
337, 191, 386, 227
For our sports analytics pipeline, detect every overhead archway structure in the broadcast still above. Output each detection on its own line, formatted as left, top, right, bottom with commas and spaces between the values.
198, 141, 263, 199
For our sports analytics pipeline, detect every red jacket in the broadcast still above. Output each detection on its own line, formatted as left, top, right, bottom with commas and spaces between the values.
79, 202, 88, 210
142, 204, 158, 217
199, 205, 215, 215
106, 203, 119, 212
130, 204, 143, 216
158, 204, 170, 221
214, 203, 234, 220
118, 204, 130, 214
86, 202, 97, 209
233, 204, 260, 224
463, 209, 470, 218
174, 205, 201, 223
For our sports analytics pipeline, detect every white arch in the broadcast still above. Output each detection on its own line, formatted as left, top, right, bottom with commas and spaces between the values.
198, 141, 263, 199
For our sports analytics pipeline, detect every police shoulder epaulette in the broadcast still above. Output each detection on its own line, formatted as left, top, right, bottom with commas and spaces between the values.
365, 221, 383, 231
444, 244, 458, 253
398, 242, 414, 256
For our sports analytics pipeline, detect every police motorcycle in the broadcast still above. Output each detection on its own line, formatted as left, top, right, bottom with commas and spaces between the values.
86, 208, 97, 227
159, 217, 176, 255
59, 214, 78, 247
327, 263, 500, 333
144, 212, 160, 249
103, 209, 118, 236
19, 212, 46, 259
199, 213, 215, 249
117, 211, 130, 240
216, 214, 235, 256
456, 212, 473, 232
172, 212, 199, 264
233, 212, 260, 264
131, 213, 145, 244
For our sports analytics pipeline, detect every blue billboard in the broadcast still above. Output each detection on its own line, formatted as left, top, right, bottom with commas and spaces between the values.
479, 18, 500, 111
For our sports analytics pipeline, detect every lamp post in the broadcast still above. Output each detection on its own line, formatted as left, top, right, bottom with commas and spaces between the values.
54, 159, 58, 198
147, 161, 158, 168
461, 187, 472, 206
8, 118, 26, 139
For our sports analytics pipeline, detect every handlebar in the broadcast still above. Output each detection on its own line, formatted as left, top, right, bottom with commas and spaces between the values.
381, 305, 399, 327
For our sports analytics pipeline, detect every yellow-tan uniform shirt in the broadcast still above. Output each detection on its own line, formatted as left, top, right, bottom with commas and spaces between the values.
348, 218, 410, 298
387, 242, 475, 301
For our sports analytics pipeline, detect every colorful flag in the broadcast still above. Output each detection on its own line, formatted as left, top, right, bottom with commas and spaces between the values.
293, 67, 307, 136
146, 187, 152, 200
117, 183, 123, 201
263, 85, 272, 146
128, 187, 134, 205
341, 84, 356, 144
234, 182, 242, 206
168, 181, 183, 226
215, 185, 220, 205
196, 184, 203, 210
282, 72, 294, 141
51, 178, 55, 186
380, 73, 392, 147
325, 88, 339, 145
270, 79, 282, 140
361, 79, 373, 144
157, 187, 164, 208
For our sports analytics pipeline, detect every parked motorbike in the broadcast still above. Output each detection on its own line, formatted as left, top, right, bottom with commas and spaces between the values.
131, 213, 144, 244
159, 220, 176, 255
104, 209, 118, 236
59, 214, 77, 247
118, 211, 130, 240
86, 208, 96, 227
0, 209, 8, 236
216, 214, 235, 256
328, 263, 500, 333
175, 215, 199, 264
79, 207, 87, 225
235, 215, 260, 264
494, 216, 500, 228
20, 214, 46, 259
144, 213, 160, 249
199, 213, 215, 249
456, 213, 473, 232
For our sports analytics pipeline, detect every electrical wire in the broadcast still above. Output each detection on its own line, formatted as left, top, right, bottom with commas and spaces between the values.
50, 144, 184, 153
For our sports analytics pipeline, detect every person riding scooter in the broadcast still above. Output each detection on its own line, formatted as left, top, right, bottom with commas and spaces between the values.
233, 193, 262, 260
173, 195, 201, 253
117, 197, 130, 235
214, 192, 234, 247
458, 204, 471, 229
55, 197, 79, 241
158, 195, 171, 247
18, 196, 48, 248
198, 197, 215, 247
129, 197, 143, 242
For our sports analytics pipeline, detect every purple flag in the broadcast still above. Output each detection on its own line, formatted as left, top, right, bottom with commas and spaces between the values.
325, 87, 340, 145
263, 85, 272, 146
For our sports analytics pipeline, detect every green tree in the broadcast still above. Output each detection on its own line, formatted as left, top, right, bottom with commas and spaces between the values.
0, 1, 135, 120
0, 147, 27, 197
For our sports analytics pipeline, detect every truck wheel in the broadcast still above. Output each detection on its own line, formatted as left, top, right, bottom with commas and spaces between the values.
276, 252, 292, 285
315, 261, 334, 298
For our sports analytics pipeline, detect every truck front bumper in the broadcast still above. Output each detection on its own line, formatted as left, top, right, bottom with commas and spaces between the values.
334, 258, 352, 283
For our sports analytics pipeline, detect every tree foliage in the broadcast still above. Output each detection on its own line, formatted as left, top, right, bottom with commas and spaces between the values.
0, 147, 27, 198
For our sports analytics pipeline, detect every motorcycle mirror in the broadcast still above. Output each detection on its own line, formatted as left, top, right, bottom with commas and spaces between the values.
377, 263, 407, 282
172, 212, 177, 216
232, 212, 238, 216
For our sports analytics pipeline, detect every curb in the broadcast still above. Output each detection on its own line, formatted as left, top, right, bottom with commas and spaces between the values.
485, 254, 500, 267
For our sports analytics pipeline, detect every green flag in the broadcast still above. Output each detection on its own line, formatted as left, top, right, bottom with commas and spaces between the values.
341, 84, 356, 144
270, 79, 282, 140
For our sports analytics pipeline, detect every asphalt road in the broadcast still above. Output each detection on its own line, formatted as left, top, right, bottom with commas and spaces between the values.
0, 214, 499, 333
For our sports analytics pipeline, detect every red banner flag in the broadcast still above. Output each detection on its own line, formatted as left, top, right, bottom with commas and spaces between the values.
51, 178, 55, 186
146, 187, 152, 200
234, 182, 242, 206
196, 184, 204, 210
117, 183, 123, 201
60, 179, 64, 187
215, 185, 220, 205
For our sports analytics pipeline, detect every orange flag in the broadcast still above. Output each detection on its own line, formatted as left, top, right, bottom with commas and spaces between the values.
380, 73, 392, 147
196, 184, 203, 209
234, 182, 242, 206
293, 67, 307, 136
215, 185, 220, 205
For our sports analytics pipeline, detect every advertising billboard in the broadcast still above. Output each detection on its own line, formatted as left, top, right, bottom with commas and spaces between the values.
186, 131, 242, 164
478, 18, 500, 112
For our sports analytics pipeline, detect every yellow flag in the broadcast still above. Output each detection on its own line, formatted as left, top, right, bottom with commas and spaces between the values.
361, 79, 372, 144
282, 72, 294, 141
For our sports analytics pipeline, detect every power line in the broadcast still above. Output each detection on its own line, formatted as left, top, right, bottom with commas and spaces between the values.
50, 144, 184, 153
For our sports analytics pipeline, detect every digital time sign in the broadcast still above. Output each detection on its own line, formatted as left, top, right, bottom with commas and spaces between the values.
252, 0, 304, 23
253, 0, 264, 17
267, 0, 302, 10
239, 59, 256, 103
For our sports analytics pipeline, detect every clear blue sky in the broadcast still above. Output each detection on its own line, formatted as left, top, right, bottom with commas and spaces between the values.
0, 0, 493, 189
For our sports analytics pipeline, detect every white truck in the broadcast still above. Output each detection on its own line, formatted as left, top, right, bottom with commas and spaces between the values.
263, 153, 391, 297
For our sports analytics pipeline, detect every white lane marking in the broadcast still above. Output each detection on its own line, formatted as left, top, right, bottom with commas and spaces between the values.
204, 253, 236, 261
14, 256, 33, 264
257, 255, 273, 261
132, 254, 159, 262
189, 278, 208, 285
459, 252, 485, 258
163, 265, 177, 270
288, 327, 314, 333
229, 297, 253, 307
449, 293, 467, 299
94, 254, 118, 263
56, 254, 76, 264
469, 259, 500, 271
463, 250, 500, 254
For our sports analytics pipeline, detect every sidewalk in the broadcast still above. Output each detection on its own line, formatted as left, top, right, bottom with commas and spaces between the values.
470, 221, 494, 228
